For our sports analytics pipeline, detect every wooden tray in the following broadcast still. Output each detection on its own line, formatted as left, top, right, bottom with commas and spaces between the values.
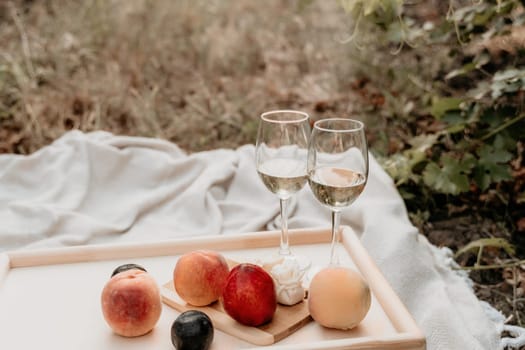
162, 260, 312, 346
0, 227, 426, 350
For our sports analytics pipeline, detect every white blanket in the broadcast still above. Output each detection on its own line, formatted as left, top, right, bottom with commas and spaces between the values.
0, 131, 521, 349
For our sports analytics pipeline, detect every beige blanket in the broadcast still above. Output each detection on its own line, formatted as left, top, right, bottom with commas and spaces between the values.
0, 130, 519, 349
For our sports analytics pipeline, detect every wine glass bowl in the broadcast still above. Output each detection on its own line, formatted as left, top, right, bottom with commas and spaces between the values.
307, 118, 368, 266
255, 110, 311, 269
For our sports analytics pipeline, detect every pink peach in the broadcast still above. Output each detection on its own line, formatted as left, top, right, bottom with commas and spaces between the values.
101, 269, 162, 337
308, 266, 371, 330
173, 250, 230, 306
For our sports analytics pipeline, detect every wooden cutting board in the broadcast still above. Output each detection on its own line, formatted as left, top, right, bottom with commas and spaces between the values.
161, 280, 311, 346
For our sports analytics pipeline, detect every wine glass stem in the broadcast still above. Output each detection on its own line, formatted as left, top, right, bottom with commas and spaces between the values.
279, 197, 291, 256
329, 209, 341, 266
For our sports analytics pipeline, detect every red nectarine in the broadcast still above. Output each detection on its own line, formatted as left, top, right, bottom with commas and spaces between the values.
221, 263, 277, 327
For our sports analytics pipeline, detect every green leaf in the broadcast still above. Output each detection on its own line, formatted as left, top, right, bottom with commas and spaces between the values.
491, 68, 525, 98
340, 0, 361, 14
493, 68, 523, 81
445, 123, 466, 134
480, 108, 503, 128
473, 143, 513, 190
430, 97, 462, 119
386, 20, 404, 42
493, 133, 516, 152
445, 63, 476, 80
340, 0, 403, 19
472, 6, 495, 26
423, 154, 476, 195
478, 141, 512, 161
364, 0, 382, 16
474, 52, 490, 69
380, 153, 420, 186
380, 134, 437, 186
407, 134, 438, 152
467, 81, 491, 100
442, 111, 466, 133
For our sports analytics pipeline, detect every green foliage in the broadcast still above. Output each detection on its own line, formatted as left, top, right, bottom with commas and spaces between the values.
350, 0, 525, 221
474, 140, 514, 190
335, 1, 525, 266
340, 0, 403, 19
490, 68, 525, 98
339, 0, 405, 43
430, 97, 462, 119
423, 154, 476, 195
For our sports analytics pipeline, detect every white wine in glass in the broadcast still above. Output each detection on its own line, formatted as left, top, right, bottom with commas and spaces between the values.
256, 110, 311, 268
307, 118, 368, 266
258, 158, 308, 200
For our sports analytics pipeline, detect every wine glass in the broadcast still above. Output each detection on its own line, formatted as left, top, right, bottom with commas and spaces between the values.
307, 118, 368, 266
255, 110, 311, 270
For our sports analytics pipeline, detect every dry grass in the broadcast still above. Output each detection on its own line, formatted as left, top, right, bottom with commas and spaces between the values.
0, 0, 361, 154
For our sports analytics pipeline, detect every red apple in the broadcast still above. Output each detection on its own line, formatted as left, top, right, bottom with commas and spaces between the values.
101, 268, 162, 337
173, 250, 230, 306
221, 263, 277, 327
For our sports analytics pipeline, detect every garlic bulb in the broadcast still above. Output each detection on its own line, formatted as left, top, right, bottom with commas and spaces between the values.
270, 258, 306, 306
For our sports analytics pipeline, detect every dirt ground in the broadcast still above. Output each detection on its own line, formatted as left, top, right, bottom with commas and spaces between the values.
425, 215, 525, 328
1, 0, 524, 336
